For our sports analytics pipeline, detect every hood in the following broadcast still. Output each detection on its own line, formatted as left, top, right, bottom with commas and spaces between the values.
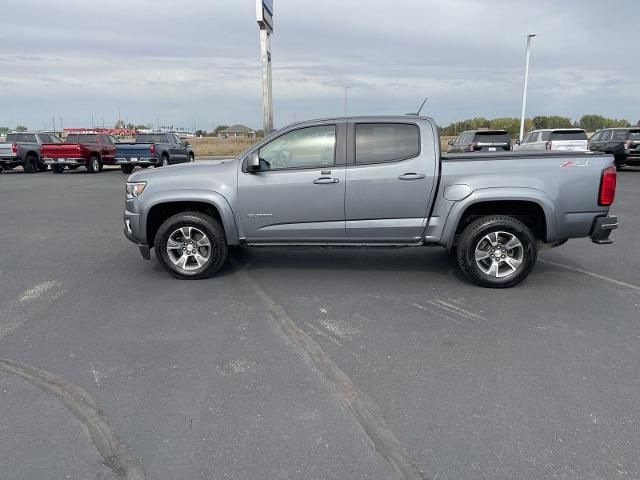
128, 158, 236, 183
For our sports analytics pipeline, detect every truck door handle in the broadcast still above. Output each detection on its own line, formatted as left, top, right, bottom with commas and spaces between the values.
398, 173, 426, 180
313, 177, 339, 184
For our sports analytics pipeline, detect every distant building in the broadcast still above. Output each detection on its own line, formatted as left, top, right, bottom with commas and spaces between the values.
218, 125, 256, 138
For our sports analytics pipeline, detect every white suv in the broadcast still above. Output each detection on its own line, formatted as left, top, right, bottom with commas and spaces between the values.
514, 128, 588, 152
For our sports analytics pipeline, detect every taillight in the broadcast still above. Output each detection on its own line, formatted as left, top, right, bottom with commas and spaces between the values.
545, 142, 552, 150
150, 144, 156, 155
468, 143, 476, 152
11, 143, 17, 154
598, 165, 617, 206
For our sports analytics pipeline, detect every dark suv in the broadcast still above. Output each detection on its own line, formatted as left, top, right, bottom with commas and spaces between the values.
588, 127, 640, 169
447, 129, 511, 153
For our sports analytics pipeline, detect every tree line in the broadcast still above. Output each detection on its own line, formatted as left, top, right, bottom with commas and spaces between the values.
439, 115, 639, 137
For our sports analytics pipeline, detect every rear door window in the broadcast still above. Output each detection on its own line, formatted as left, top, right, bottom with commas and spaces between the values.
550, 130, 588, 141
612, 130, 629, 141
355, 123, 420, 164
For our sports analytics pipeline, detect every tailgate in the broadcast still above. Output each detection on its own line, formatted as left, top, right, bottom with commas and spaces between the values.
115, 143, 153, 157
42, 144, 82, 158
552, 140, 588, 151
0, 143, 15, 157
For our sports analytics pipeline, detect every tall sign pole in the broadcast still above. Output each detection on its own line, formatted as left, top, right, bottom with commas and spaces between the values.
256, 0, 274, 134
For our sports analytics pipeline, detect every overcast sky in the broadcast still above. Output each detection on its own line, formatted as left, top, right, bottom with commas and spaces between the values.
0, 0, 635, 131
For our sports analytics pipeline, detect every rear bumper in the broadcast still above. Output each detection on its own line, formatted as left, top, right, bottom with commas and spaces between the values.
0, 155, 22, 165
115, 157, 159, 165
591, 215, 618, 245
43, 157, 85, 165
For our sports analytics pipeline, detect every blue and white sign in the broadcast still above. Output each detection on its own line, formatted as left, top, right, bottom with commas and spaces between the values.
263, 0, 273, 15
256, 0, 274, 32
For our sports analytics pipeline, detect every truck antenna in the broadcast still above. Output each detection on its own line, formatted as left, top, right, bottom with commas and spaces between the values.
406, 97, 428, 116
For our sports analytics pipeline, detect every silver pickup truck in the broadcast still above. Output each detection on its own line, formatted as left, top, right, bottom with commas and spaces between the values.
123, 116, 618, 288
0, 132, 63, 173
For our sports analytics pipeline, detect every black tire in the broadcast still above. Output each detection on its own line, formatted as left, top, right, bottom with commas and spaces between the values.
189, 153, 195, 162
37, 162, 48, 172
23, 154, 39, 173
51, 164, 65, 174
456, 215, 537, 288
121, 164, 134, 175
86, 155, 101, 173
154, 212, 228, 280
160, 154, 169, 167
68, 165, 79, 170
613, 156, 626, 170
140, 165, 150, 169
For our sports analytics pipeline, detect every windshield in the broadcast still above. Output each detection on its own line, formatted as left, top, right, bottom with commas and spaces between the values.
550, 130, 587, 141
629, 130, 640, 140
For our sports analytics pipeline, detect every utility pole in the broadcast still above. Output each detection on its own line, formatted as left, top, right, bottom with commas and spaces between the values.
519, 33, 537, 141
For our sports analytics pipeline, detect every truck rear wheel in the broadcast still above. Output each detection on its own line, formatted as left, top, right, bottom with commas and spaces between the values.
23, 154, 39, 173
121, 164, 134, 174
154, 212, 228, 280
51, 164, 65, 174
86, 155, 101, 173
456, 216, 537, 288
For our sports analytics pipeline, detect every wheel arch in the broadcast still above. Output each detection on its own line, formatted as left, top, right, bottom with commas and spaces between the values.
442, 188, 557, 249
143, 191, 240, 247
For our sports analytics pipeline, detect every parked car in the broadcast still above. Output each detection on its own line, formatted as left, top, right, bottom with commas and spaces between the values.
123, 116, 617, 288
42, 133, 117, 173
0, 132, 63, 173
514, 128, 588, 152
114, 133, 194, 174
447, 129, 511, 153
588, 127, 640, 169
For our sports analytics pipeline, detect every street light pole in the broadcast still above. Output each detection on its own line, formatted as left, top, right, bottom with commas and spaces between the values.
344, 85, 350, 116
519, 33, 536, 142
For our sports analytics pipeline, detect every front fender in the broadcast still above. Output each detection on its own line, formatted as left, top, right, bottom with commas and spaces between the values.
141, 189, 240, 245
441, 187, 558, 249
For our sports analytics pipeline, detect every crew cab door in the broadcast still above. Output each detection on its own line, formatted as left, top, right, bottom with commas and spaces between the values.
171, 134, 188, 162
98, 134, 116, 161
237, 123, 346, 242
345, 121, 437, 242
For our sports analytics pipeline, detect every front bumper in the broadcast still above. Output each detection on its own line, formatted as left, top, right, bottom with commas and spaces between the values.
591, 215, 618, 245
43, 157, 85, 165
124, 207, 150, 260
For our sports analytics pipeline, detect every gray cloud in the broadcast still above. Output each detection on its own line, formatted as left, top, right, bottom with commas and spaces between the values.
0, 0, 636, 130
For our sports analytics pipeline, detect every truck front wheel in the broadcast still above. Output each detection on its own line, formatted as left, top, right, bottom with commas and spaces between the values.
121, 164, 134, 174
456, 216, 537, 288
154, 212, 229, 280
51, 164, 65, 174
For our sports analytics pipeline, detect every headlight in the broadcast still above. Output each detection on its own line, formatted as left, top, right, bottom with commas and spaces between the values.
126, 182, 146, 198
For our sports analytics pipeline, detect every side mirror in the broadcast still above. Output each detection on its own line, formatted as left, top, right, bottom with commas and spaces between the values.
247, 152, 261, 172
515, 139, 521, 145
184, 141, 190, 146
447, 140, 454, 146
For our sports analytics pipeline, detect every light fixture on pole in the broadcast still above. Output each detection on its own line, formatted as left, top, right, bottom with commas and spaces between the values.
519, 33, 536, 142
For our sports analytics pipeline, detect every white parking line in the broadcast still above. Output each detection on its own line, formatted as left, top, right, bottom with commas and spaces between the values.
539, 259, 640, 293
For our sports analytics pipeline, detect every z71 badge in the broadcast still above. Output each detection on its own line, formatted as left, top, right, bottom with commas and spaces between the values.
561, 160, 591, 168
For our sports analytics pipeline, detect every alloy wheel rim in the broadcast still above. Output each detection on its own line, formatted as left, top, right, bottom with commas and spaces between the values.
474, 231, 524, 278
166, 226, 211, 271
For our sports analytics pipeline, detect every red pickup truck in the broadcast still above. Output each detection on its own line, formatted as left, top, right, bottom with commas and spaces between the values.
42, 133, 117, 173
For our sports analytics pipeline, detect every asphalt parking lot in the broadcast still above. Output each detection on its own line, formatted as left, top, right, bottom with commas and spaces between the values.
1, 165, 638, 480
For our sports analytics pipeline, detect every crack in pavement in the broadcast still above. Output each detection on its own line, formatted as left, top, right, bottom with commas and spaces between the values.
0, 358, 145, 480
236, 267, 428, 480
